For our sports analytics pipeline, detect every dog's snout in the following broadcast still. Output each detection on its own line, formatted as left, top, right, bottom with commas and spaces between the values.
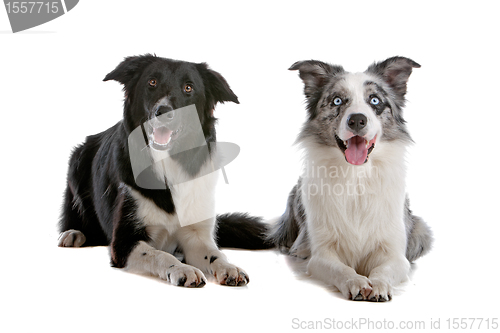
347, 113, 367, 132
155, 105, 174, 118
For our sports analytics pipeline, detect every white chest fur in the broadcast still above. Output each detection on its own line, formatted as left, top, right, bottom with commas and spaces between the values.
127, 155, 218, 252
300, 138, 408, 273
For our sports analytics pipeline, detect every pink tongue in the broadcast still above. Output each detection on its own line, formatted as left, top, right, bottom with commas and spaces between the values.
345, 136, 368, 165
153, 126, 172, 144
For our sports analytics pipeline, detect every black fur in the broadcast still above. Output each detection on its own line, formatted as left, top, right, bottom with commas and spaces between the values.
216, 213, 274, 250
58, 55, 266, 269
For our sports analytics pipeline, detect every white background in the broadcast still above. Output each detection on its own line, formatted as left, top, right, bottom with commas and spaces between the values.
1, 1, 499, 332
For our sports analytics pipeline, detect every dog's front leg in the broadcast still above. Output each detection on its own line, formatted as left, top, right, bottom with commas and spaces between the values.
176, 221, 249, 286
307, 249, 373, 301
110, 193, 206, 287
367, 253, 410, 302
125, 241, 207, 287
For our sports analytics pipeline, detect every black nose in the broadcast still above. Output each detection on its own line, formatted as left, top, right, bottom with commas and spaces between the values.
347, 113, 367, 132
155, 105, 174, 118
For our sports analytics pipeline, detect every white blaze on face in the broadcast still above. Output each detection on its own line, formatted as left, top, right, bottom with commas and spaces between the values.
148, 96, 174, 147
337, 73, 382, 165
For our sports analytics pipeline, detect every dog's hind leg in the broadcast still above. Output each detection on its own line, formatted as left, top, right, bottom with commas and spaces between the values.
404, 198, 433, 262
58, 182, 108, 247
58, 141, 109, 247
58, 230, 86, 247
267, 179, 305, 253
289, 227, 311, 259
58, 220, 88, 247
58, 185, 87, 247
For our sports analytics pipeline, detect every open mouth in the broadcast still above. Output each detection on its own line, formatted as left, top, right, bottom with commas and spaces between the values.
150, 125, 181, 150
335, 135, 377, 165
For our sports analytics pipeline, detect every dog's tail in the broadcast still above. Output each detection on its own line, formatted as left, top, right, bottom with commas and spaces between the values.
215, 213, 274, 250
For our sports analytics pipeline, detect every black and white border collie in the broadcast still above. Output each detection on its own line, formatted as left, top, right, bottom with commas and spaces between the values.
58, 54, 269, 287
267, 57, 433, 301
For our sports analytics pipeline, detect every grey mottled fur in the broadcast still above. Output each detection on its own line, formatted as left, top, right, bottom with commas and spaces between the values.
267, 57, 433, 264
268, 185, 432, 263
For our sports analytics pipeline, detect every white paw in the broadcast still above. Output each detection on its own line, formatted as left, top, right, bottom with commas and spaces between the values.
211, 259, 249, 286
58, 230, 86, 247
164, 264, 206, 288
341, 275, 373, 301
368, 278, 393, 302
290, 242, 311, 260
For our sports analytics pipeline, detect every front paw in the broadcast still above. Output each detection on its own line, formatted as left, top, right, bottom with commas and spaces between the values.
341, 276, 372, 301
368, 278, 393, 302
164, 264, 206, 288
212, 260, 249, 286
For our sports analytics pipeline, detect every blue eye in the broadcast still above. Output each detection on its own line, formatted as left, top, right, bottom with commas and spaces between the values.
333, 97, 343, 106
370, 97, 380, 105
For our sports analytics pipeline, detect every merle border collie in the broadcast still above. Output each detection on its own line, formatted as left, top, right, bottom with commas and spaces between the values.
267, 57, 433, 301
58, 54, 270, 287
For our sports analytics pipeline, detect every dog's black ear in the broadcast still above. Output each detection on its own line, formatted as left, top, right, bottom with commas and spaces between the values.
366, 57, 420, 98
289, 60, 344, 98
103, 54, 158, 95
196, 63, 239, 105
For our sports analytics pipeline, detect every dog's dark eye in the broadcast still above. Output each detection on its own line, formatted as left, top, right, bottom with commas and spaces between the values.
184, 84, 193, 93
149, 79, 157, 87
333, 97, 343, 106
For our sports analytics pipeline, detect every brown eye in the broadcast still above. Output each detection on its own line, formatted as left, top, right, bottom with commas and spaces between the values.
149, 79, 157, 87
184, 84, 193, 93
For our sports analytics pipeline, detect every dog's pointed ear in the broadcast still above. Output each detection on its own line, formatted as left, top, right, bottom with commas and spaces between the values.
103, 54, 158, 95
196, 63, 239, 105
366, 56, 420, 98
289, 60, 344, 98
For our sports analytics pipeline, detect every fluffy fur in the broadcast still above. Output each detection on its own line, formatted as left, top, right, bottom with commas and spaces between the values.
58, 54, 270, 287
267, 57, 433, 301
